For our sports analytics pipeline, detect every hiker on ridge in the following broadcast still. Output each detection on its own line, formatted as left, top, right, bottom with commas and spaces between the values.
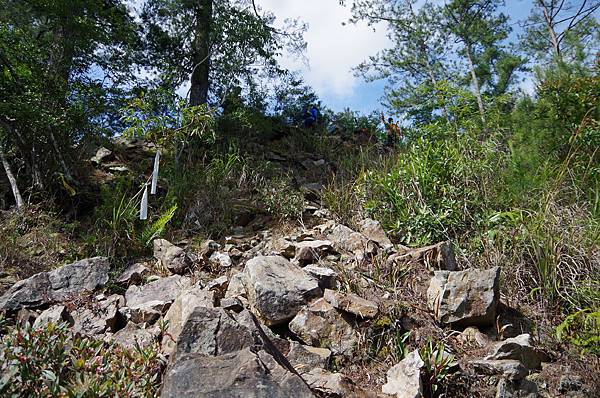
380, 112, 402, 147
304, 104, 319, 128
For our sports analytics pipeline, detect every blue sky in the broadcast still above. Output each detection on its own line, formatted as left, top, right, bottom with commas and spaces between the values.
257, 0, 537, 114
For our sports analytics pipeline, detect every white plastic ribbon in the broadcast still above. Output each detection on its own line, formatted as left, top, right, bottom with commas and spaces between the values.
151, 150, 160, 195
140, 184, 149, 220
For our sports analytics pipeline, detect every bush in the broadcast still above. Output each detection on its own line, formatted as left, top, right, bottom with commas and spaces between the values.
0, 321, 164, 397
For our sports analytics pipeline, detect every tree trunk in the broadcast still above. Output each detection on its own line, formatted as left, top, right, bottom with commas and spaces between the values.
538, 1, 562, 61
465, 43, 486, 125
190, 0, 213, 106
49, 131, 73, 181
0, 147, 24, 211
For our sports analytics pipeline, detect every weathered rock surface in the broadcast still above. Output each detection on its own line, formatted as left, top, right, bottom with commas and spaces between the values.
33, 305, 69, 329
287, 342, 331, 374
427, 267, 500, 327
129, 300, 171, 324
303, 264, 338, 290
382, 350, 425, 398
324, 289, 378, 319
471, 359, 528, 381
327, 224, 374, 256
125, 275, 191, 309
359, 218, 393, 249
225, 272, 247, 299
496, 378, 538, 398
293, 240, 334, 265
210, 252, 233, 268
244, 256, 322, 325
0, 257, 110, 311
161, 348, 314, 398
289, 298, 357, 356
303, 368, 359, 397
71, 295, 123, 335
486, 334, 545, 370
154, 239, 192, 275
117, 263, 149, 286
112, 322, 157, 349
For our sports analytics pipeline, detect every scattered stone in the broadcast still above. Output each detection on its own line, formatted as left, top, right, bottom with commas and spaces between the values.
116, 263, 149, 286
303, 264, 338, 290
220, 297, 244, 312
382, 350, 425, 398
294, 240, 334, 265
323, 289, 378, 319
206, 275, 229, 293
161, 348, 314, 398
486, 334, 545, 370
289, 298, 357, 356
496, 378, 538, 398
427, 267, 500, 327
125, 275, 191, 309
91, 147, 113, 164
154, 239, 192, 275
200, 239, 221, 258
161, 287, 216, 355
112, 323, 157, 350
224, 273, 247, 299
0, 257, 110, 312
129, 300, 171, 324
71, 295, 123, 335
558, 375, 584, 394
209, 252, 233, 268
400, 241, 458, 271
461, 326, 492, 347
287, 342, 331, 374
359, 218, 393, 249
244, 256, 322, 326
33, 305, 69, 329
471, 359, 528, 381
303, 368, 358, 397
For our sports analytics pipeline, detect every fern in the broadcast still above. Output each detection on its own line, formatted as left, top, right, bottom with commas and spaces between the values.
140, 205, 178, 246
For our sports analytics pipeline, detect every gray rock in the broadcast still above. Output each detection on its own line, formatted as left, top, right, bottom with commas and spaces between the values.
303, 368, 358, 397
154, 239, 192, 275
129, 300, 171, 324
323, 289, 378, 319
112, 323, 157, 350
210, 252, 233, 268
303, 264, 338, 290
161, 287, 215, 355
225, 272, 247, 299
486, 334, 545, 370
220, 297, 244, 312
327, 224, 371, 254
117, 263, 149, 286
33, 305, 69, 329
496, 378, 538, 398
161, 347, 314, 398
71, 295, 123, 335
244, 256, 322, 326
359, 218, 393, 249
91, 147, 113, 164
427, 267, 500, 327
382, 350, 425, 398
207, 275, 229, 293
287, 342, 331, 374
289, 298, 357, 356
0, 257, 110, 312
293, 240, 334, 265
471, 359, 528, 381
125, 275, 191, 309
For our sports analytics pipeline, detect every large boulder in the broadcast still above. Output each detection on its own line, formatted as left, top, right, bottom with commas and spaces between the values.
244, 256, 322, 326
289, 298, 357, 356
161, 347, 314, 398
0, 257, 110, 312
382, 350, 425, 398
154, 239, 192, 275
427, 267, 500, 327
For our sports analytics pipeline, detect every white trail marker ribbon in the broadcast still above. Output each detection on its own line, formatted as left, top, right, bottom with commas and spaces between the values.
140, 184, 149, 220
151, 150, 160, 195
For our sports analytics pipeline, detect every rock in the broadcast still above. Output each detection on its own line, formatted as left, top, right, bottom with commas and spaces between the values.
401, 241, 458, 271
287, 342, 331, 374
289, 298, 357, 356
112, 323, 157, 350
244, 256, 322, 326
303, 368, 358, 397
71, 295, 123, 335
207, 275, 229, 293
161, 347, 314, 398
327, 224, 377, 258
359, 218, 393, 249
0, 257, 110, 312
323, 289, 378, 319
125, 275, 191, 309
427, 267, 500, 327
486, 334, 545, 370
225, 273, 247, 299
154, 239, 192, 275
496, 378, 538, 398
117, 263, 149, 286
209, 252, 233, 268
161, 287, 216, 355
220, 297, 244, 312
382, 350, 425, 398
33, 305, 69, 329
303, 264, 338, 290
175, 306, 257, 358
293, 240, 334, 265
200, 239, 221, 258
471, 359, 528, 381
461, 326, 491, 347
129, 300, 171, 324
91, 147, 113, 164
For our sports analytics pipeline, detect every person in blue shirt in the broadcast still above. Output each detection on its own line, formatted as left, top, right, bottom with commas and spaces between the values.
304, 104, 319, 128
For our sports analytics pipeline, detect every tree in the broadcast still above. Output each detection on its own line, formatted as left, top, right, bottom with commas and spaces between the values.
523, 0, 600, 64
141, 0, 306, 106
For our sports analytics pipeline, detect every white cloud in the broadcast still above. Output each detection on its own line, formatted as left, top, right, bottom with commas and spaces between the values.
256, 0, 391, 99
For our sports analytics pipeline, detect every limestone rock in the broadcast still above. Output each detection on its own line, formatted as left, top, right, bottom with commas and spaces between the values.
323, 289, 378, 319
91, 147, 113, 164
471, 359, 528, 381
125, 275, 191, 309
289, 298, 357, 356
293, 240, 334, 265
382, 350, 425, 398
161, 347, 314, 398
220, 297, 244, 312
112, 323, 157, 350
210, 252, 233, 268
71, 295, 123, 335
244, 256, 322, 325
129, 300, 171, 324
287, 342, 331, 374
33, 305, 69, 329
427, 267, 500, 327
303, 368, 358, 397
0, 257, 110, 312
154, 239, 192, 275
303, 264, 338, 290
225, 272, 247, 299
117, 263, 149, 286
486, 334, 545, 370
359, 218, 393, 249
